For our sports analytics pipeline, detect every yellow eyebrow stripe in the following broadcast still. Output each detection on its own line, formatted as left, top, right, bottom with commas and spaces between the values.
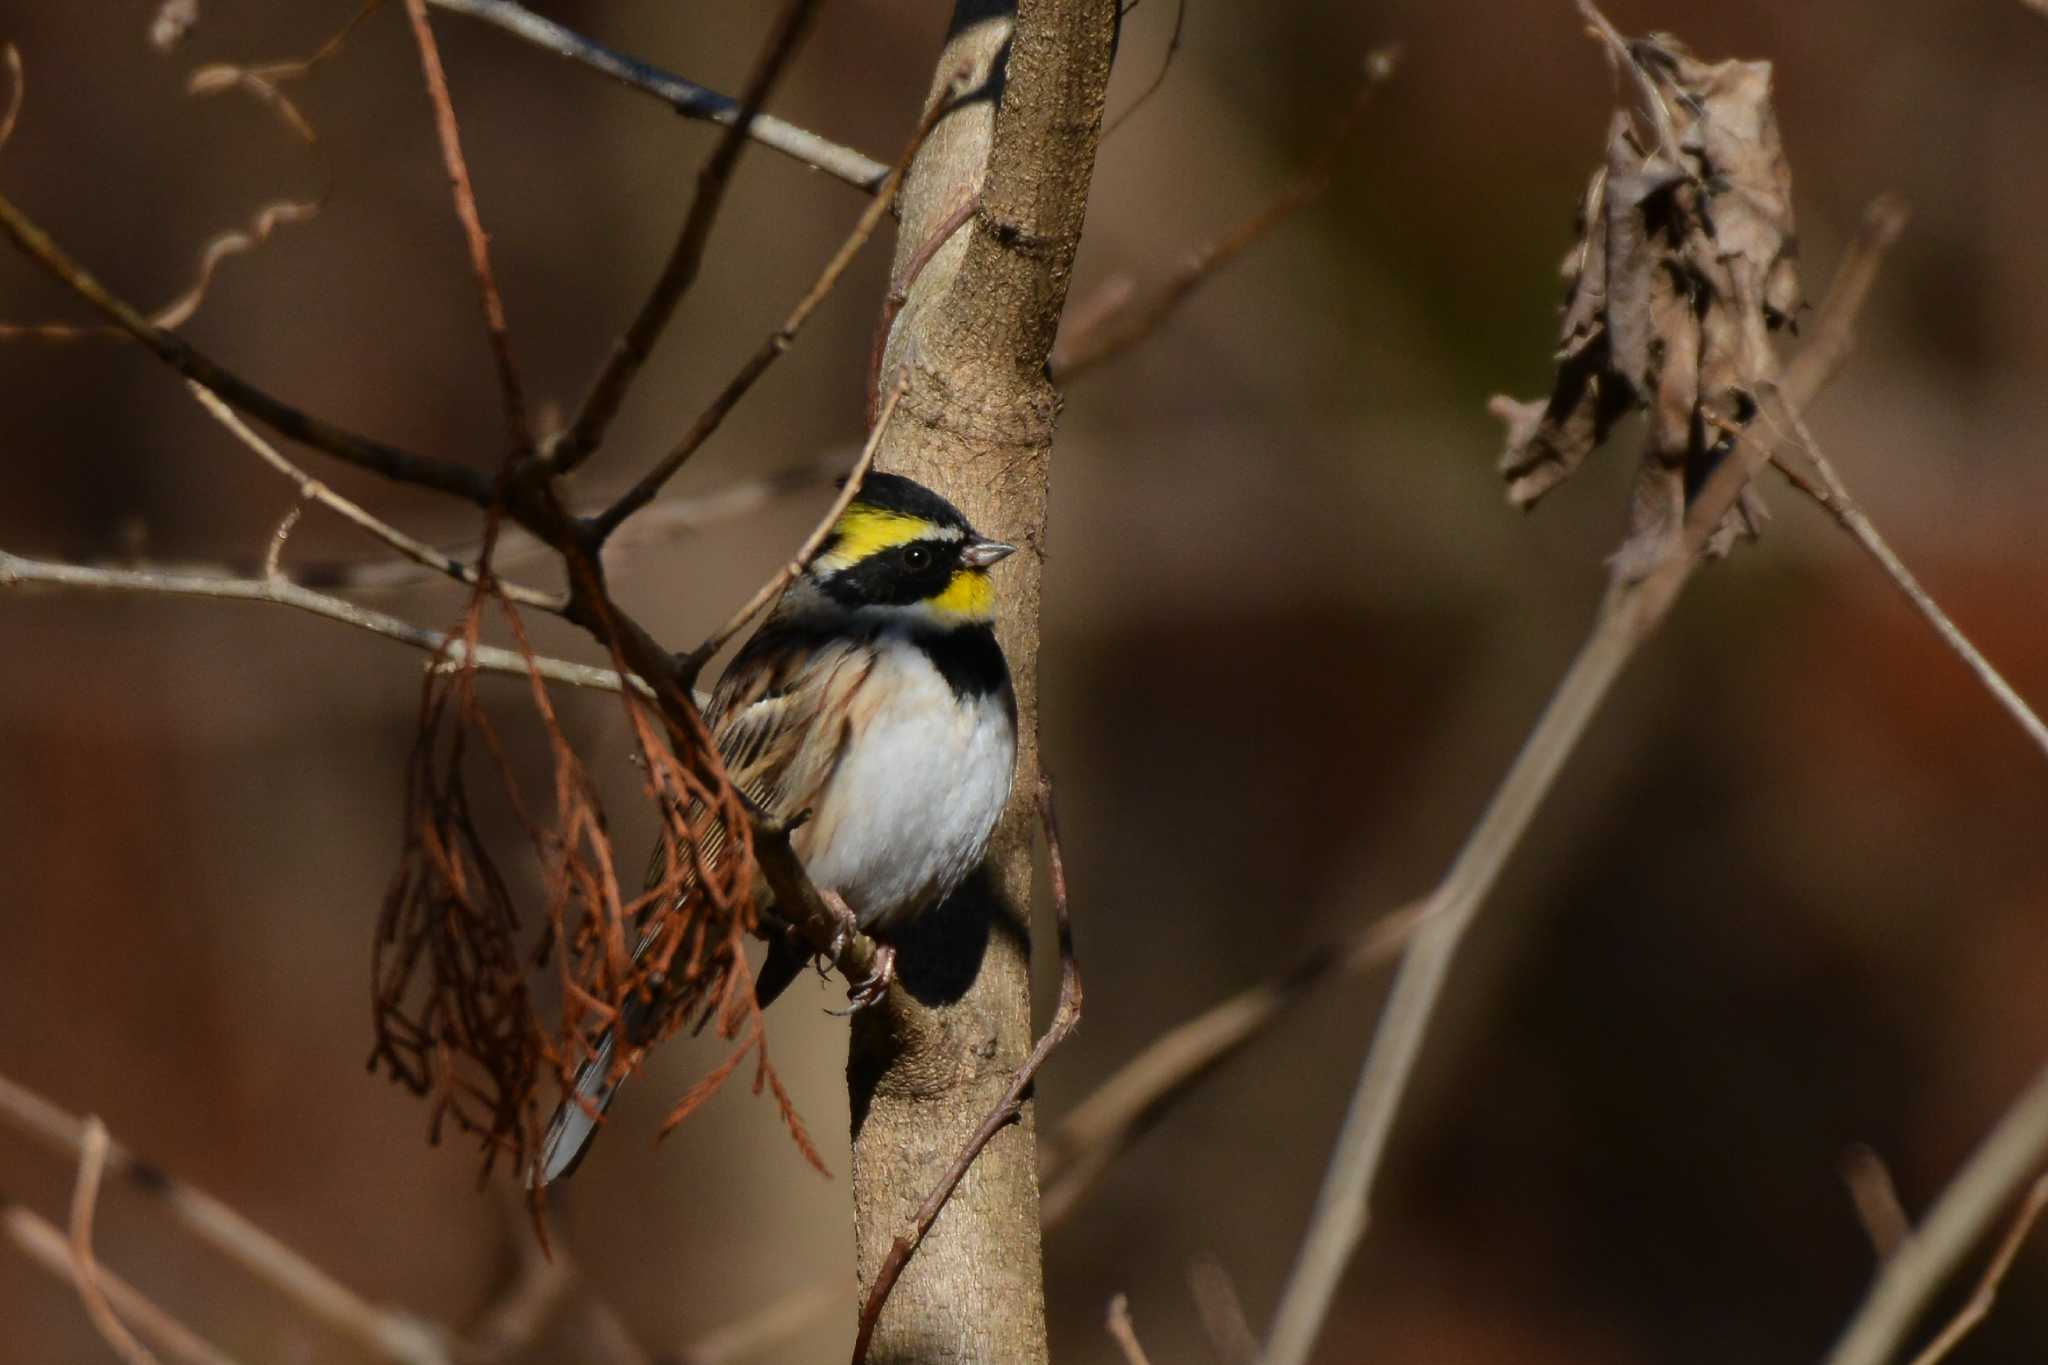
812, 505, 936, 572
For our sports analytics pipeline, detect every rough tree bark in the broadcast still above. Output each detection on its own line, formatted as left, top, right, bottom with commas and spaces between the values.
848, 1, 1115, 1361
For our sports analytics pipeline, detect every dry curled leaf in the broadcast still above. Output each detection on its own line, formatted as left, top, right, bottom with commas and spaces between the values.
1494, 5, 1802, 578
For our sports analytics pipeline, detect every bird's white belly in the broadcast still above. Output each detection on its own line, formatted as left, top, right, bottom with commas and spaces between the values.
800, 643, 1015, 932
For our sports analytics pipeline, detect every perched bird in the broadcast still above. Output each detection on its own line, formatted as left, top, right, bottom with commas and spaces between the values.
535, 472, 1019, 1184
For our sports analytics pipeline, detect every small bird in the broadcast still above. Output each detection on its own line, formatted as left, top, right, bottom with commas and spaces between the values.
535, 472, 1019, 1184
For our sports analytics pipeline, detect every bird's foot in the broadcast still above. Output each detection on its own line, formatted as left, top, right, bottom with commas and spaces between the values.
830, 943, 897, 1016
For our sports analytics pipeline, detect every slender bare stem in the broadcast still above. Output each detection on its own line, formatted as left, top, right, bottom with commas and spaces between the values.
592, 75, 968, 536
5, 1200, 240, 1365
0, 190, 496, 507
0, 550, 635, 697
1825, 1063, 2048, 1365
550, 0, 826, 475
424, 0, 888, 191
1257, 196, 1908, 1365
1903, 1169, 2048, 1365
400, 0, 533, 455
0, 1074, 453, 1364
1769, 427, 2048, 763
68, 1119, 164, 1365
1842, 1143, 1912, 1261
678, 376, 905, 683
1105, 1294, 1157, 1365
187, 383, 565, 611
1050, 47, 1399, 383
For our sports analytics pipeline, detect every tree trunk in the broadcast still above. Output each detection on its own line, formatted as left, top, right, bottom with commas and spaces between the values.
848, 1, 1115, 1360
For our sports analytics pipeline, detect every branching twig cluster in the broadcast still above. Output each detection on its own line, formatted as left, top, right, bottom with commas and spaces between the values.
0, 0, 925, 1181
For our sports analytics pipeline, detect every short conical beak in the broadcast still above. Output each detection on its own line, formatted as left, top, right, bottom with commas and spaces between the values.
960, 538, 1017, 568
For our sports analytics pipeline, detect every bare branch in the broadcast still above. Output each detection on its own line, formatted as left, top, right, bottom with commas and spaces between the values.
0, 45, 24, 156
1040, 899, 1429, 1227
1904, 1170, 2048, 1365
1824, 1062, 2048, 1365
676, 1283, 838, 1365
1189, 1259, 1259, 1365
0, 549, 636, 697
549, 0, 827, 475
1105, 1294, 1156, 1365
187, 382, 566, 611
1767, 410, 2048, 764
849, 776, 1084, 1365
591, 72, 968, 535
0, 1073, 454, 1365
1100, 0, 1187, 136
0, 189, 498, 507
400, 0, 533, 455
1049, 47, 1398, 383
424, 0, 888, 191
678, 375, 905, 684
1258, 188, 1907, 1365
5, 1200, 239, 1365
1842, 1143, 1911, 1262
69, 1119, 164, 1365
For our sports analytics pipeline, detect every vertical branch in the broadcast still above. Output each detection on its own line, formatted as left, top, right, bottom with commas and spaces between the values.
846, 2, 1116, 1362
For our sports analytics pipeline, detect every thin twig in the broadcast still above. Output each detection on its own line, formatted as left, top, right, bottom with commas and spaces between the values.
1105, 1294, 1156, 1365
592, 71, 969, 536
1842, 1143, 1911, 1262
0, 190, 498, 507
1257, 196, 1907, 1365
1101, 0, 1187, 136
1050, 47, 1399, 383
676, 1283, 838, 1365
1767, 418, 2048, 764
424, 0, 887, 191
1, 44, 25, 154
290, 458, 842, 596
69, 1119, 164, 1365
1824, 1063, 2048, 1365
1903, 1169, 2048, 1365
5, 1200, 241, 1365
263, 504, 304, 581
0, 549, 637, 697
849, 776, 1085, 1365
550, 0, 826, 475
678, 376, 905, 684
1040, 898, 1429, 1227
0, 1074, 453, 1365
461, 1192, 578, 1361
187, 383, 565, 611
400, 0, 533, 455
1189, 1259, 1259, 1365
675, 896, 1432, 1361
865, 189, 977, 425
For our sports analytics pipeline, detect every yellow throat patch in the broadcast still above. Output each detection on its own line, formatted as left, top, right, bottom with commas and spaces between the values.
929, 567, 995, 622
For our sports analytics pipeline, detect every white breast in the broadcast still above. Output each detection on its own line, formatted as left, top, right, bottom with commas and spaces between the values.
798, 635, 1016, 932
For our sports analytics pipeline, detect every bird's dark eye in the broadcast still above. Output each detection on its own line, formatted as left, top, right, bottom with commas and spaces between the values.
901, 544, 932, 571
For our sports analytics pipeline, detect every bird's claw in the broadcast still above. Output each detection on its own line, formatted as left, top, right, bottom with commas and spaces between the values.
829, 943, 897, 1016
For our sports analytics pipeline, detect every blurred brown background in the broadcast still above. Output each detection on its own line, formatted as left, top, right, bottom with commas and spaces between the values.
5, 1, 2048, 1361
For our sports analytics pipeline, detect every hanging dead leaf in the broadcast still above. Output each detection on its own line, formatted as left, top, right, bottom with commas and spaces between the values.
1493, 5, 1801, 579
